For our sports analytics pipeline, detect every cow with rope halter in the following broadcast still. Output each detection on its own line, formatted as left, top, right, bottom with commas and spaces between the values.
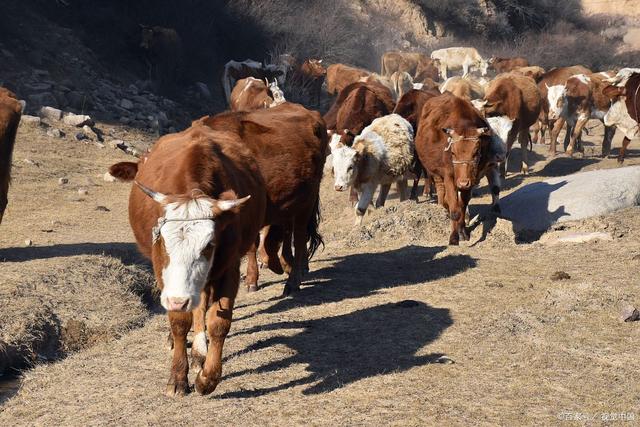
603, 69, 640, 164
414, 92, 495, 245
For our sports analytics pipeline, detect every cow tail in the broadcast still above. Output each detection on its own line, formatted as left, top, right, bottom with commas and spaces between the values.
307, 195, 324, 261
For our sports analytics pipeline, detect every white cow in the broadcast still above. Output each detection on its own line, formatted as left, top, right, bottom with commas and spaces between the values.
331, 114, 414, 225
430, 47, 489, 80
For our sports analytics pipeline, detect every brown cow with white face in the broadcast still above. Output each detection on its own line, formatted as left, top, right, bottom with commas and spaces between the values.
414, 93, 493, 245
109, 102, 326, 396
0, 88, 22, 225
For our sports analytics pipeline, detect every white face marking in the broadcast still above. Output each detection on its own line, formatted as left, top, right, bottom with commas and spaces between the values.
159, 198, 216, 312
329, 132, 342, 151
413, 83, 424, 90
604, 98, 640, 139
331, 145, 358, 190
547, 85, 567, 120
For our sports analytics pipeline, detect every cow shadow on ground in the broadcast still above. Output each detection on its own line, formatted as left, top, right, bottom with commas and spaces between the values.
219, 300, 452, 398
0, 242, 146, 266
235, 245, 474, 320
536, 157, 599, 177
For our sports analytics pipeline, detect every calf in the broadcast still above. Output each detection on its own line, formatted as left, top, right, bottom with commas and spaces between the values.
440, 76, 485, 101
222, 59, 284, 105
381, 51, 429, 77
414, 93, 493, 245
489, 56, 529, 73
481, 72, 542, 175
331, 114, 414, 224
430, 47, 488, 80
0, 88, 22, 224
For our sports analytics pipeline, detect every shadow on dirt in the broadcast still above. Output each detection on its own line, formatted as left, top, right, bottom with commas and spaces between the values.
235, 245, 474, 320
0, 242, 145, 266
536, 157, 599, 177
220, 300, 452, 397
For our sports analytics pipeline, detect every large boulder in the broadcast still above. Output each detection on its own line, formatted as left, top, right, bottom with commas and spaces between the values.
501, 166, 640, 231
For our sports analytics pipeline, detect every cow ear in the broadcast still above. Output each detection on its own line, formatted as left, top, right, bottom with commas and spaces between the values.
603, 85, 625, 98
109, 162, 138, 182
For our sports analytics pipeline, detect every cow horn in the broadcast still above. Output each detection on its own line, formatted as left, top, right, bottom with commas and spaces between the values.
135, 181, 167, 203
217, 195, 251, 212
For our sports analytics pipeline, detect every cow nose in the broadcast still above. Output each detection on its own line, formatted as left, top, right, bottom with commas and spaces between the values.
334, 185, 345, 192
167, 297, 190, 312
457, 179, 471, 190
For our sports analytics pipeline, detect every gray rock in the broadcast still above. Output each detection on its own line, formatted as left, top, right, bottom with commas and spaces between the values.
63, 113, 93, 127
39, 106, 62, 121
501, 166, 640, 231
20, 115, 41, 127
24, 239, 33, 247
120, 98, 134, 110
82, 125, 98, 140
58, 177, 69, 185
78, 188, 89, 196
106, 139, 126, 149
74, 132, 88, 141
46, 128, 65, 138
620, 304, 640, 322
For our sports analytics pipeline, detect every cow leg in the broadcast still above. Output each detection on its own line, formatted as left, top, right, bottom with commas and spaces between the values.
487, 166, 502, 214
531, 121, 540, 145
396, 178, 408, 202
502, 130, 517, 178
518, 129, 530, 175
257, 227, 269, 265
602, 125, 615, 157
618, 137, 631, 164
355, 182, 376, 225
375, 183, 391, 208
567, 116, 588, 156
195, 265, 238, 395
425, 173, 436, 201
166, 311, 192, 396
244, 239, 259, 292
190, 286, 211, 371
349, 186, 359, 206
283, 215, 311, 295
434, 176, 446, 208
549, 118, 565, 156
458, 189, 472, 241
410, 163, 423, 201
444, 178, 461, 245
263, 225, 285, 275
279, 226, 294, 275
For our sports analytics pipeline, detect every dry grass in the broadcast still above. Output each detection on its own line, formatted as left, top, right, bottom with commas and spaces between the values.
0, 119, 639, 425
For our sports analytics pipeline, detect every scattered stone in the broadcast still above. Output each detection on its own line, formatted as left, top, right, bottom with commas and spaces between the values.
58, 177, 69, 185
540, 231, 613, 245
106, 139, 126, 149
82, 125, 98, 140
63, 113, 93, 127
46, 128, 65, 138
550, 271, 571, 281
127, 147, 142, 158
40, 229, 53, 233
20, 115, 41, 127
78, 188, 89, 196
435, 355, 455, 364
120, 98, 134, 110
95, 206, 110, 212
23, 158, 39, 167
94, 142, 105, 149
620, 304, 640, 322
24, 239, 33, 247
103, 172, 117, 182
38, 106, 62, 121
74, 132, 88, 141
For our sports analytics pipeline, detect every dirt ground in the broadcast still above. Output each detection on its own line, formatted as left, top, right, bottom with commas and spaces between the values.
0, 118, 639, 426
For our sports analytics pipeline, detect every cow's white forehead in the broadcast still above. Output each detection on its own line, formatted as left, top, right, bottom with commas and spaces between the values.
547, 84, 566, 102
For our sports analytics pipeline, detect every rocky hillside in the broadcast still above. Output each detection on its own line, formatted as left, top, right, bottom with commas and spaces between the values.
582, 0, 640, 16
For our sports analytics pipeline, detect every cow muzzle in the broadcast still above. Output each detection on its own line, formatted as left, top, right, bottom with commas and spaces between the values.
457, 179, 472, 190
334, 185, 346, 192
166, 297, 191, 312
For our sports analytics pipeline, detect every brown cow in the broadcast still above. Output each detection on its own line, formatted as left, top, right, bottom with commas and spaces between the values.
533, 65, 592, 151
414, 58, 441, 83
482, 72, 542, 175
229, 77, 285, 111
602, 71, 640, 163
326, 63, 371, 95
512, 66, 546, 82
440, 76, 485, 101
488, 56, 529, 73
393, 89, 440, 200
0, 88, 22, 225
222, 59, 285, 105
140, 25, 183, 91
324, 81, 395, 147
381, 51, 431, 77
414, 93, 493, 245
290, 58, 326, 105
109, 102, 325, 396
563, 72, 616, 156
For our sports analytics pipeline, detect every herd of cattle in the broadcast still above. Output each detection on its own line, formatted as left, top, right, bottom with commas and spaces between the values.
2, 46, 640, 397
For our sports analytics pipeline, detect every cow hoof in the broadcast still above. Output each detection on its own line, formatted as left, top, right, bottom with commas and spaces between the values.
448, 236, 459, 246
195, 371, 219, 396
247, 284, 259, 292
282, 283, 300, 297
566, 148, 574, 157
617, 158, 625, 166
165, 380, 190, 397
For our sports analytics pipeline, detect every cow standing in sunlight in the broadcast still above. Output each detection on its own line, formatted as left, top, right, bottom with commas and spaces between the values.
0, 88, 22, 225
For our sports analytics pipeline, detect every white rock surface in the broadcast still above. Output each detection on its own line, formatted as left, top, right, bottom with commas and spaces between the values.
501, 166, 640, 231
